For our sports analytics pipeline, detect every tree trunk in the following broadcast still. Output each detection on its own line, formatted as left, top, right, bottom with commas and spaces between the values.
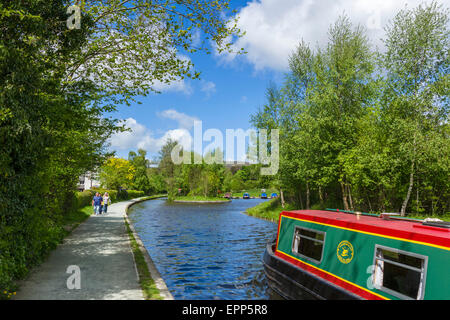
306, 181, 310, 210
340, 181, 349, 211
298, 185, 304, 210
280, 188, 285, 209
401, 161, 414, 217
367, 195, 373, 213
319, 185, 324, 209
347, 184, 354, 211
416, 181, 419, 214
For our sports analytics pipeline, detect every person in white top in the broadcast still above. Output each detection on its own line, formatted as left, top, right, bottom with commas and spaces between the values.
102, 192, 111, 214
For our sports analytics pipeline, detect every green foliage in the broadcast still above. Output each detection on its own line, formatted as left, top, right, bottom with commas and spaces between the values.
99, 158, 136, 190
147, 168, 167, 194
0, 0, 111, 296
251, 2, 449, 216
129, 149, 151, 193
154, 140, 277, 201
174, 196, 230, 202
0, 0, 243, 295
123, 218, 163, 300
117, 189, 145, 200
246, 198, 296, 221
66, 0, 245, 104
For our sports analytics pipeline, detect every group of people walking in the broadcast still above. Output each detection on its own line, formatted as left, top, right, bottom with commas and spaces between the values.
92, 192, 111, 216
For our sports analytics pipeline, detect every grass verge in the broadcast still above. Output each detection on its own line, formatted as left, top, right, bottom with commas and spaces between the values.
138, 194, 167, 201
173, 195, 230, 202
124, 218, 163, 300
61, 205, 93, 234
246, 198, 450, 222
245, 198, 296, 221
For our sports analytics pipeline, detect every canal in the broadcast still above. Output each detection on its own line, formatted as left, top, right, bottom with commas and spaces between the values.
128, 198, 279, 299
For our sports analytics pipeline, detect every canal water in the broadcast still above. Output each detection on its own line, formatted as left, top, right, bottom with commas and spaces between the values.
128, 198, 279, 300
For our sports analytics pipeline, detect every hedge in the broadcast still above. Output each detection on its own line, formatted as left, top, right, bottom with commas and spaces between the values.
74, 188, 144, 211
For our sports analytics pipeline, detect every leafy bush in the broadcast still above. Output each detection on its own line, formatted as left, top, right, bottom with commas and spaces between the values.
121, 190, 145, 200
0, 188, 145, 298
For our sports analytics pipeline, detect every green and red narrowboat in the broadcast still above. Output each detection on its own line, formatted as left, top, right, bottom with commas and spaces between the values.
263, 209, 450, 300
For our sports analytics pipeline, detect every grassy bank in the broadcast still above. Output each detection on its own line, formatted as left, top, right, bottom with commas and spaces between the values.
123, 218, 163, 300
138, 194, 167, 201
245, 198, 297, 221
61, 205, 93, 234
173, 195, 230, 202
246, 198, 450, 222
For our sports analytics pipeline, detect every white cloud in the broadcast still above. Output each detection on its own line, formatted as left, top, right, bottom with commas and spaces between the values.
200, 80, 217, 97
152, 78, 193, 95
109, 118, 149, 151
109, 117, 193, 155
157, 109, 199, 130
221, 0, 429, 71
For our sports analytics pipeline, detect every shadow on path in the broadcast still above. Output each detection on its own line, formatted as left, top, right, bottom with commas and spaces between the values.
14, 201, 144, 300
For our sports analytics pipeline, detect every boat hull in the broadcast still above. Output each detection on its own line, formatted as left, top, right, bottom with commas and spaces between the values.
262, 241, 361, 300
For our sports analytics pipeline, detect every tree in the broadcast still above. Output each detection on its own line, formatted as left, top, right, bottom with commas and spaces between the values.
147, 167, 167, 194
251, 16, 376, 211
158, 139, 179, 200
129, 149, 151, 193
381, 1, 449, 215
230, 170, 245, 192
99, 158, 136, 190
311, 16, 375, 210
64, 0, 244, 108
249, 3, 450, 216
0, 0, 115, 293
0, 0, 246, 293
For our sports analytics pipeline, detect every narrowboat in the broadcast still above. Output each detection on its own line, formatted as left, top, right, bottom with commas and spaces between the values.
243, 192, 250, 199
261, 192, 268, 199
263, 209, 450, 300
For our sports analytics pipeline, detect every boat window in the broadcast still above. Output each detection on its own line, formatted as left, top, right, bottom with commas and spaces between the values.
291, 226, 325, 263
372, 245, 427, 300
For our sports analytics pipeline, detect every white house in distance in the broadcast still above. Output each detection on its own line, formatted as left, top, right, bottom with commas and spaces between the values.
77, 171, 101, 191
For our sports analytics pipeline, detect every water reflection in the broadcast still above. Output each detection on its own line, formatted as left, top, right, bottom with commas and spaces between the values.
128, 198, 280, 300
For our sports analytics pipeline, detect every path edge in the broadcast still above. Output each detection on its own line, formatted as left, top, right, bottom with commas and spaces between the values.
124, 197, 174, 300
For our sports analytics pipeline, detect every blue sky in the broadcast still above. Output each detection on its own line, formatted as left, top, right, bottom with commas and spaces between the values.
108, 0, 432, 160
109, 49, 284, 159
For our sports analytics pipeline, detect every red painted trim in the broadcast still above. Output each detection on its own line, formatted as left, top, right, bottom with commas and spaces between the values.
413, 224, 449, 233
280, 211, 450, 249
274, 250, 385, 300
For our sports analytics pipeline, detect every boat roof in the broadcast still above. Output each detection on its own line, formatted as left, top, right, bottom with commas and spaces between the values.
280, 210, 450, 250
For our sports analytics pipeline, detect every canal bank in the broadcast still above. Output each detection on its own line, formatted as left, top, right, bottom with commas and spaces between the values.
13, 197, 172, 300
127, 198, 278, 299
172, 196, 231, 203
244, 198, 296, 222
125, 197, 173, 300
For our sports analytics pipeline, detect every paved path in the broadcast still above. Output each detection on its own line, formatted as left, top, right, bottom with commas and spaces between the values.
14, 199, 146, 300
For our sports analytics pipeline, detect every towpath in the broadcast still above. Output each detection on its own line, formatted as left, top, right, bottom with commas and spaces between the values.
14, 198, 168, 300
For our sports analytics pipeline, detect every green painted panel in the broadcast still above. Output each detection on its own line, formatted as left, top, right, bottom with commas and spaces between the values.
277, 216, 450, 300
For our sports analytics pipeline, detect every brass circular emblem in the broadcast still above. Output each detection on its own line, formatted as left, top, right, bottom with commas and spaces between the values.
337, 240, 354, 264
